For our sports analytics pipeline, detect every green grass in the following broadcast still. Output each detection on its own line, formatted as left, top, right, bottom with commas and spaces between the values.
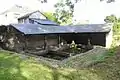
0, 50, 101, 80
0, 50, 55, 80
61, 47, 110, 68
0, 48, 120, 80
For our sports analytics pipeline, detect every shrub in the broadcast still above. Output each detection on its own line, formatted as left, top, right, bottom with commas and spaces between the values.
43, 12, 59, 24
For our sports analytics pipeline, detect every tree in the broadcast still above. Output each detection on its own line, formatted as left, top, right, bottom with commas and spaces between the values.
54, 0, 115, 25
43, 12, 58, 23
104, 14, 120, 35
54, 0, 76, 25
104, 15, 117, 23
100, 0, 115, 3
38, 0, 47, 3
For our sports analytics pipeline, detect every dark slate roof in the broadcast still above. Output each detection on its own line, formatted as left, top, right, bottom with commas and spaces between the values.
65, 24, 111, 33
10, 24, 112, 35
10, 24, 70, 34
30, 18, 59, 25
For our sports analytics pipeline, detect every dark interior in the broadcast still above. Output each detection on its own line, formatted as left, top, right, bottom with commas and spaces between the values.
60, 33, 106, 46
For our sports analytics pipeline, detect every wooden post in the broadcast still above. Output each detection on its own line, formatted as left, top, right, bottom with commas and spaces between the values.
44, 35, 47, 50
58, 34, 61, 48
24, 35, 27, 51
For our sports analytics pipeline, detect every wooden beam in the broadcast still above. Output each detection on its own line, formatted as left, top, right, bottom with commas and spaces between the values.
58, 34, 61, 48
24, 35, 27, 51
44, 35, 47, 50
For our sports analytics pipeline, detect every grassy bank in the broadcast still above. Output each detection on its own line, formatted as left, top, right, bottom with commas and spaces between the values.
0, 50, 102, 80
0, 48, 120, 80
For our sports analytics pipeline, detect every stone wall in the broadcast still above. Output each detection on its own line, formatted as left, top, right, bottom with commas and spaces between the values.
22, 34, 61, 52
4, 26, 25, 52
25, 35, 44, 49
46, 35, 58, 46
105, 26, 113, 48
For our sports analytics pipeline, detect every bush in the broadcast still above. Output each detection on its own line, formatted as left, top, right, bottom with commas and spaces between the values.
113, 22, 120, 35
43, 12, 59, 24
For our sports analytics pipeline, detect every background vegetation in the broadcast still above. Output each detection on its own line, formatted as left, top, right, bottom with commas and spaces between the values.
104, 15, 120, 47
43, 0, 116, 25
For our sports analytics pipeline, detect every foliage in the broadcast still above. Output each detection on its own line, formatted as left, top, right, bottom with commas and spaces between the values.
53, 0, 115, 25
100, 0, 115, 3
43, 12, 58, 23
104, 15, 117, 23
104, 15, 120, 48
104, 15, 120, 35
104, 15, 120, 55
54, 0, 76, 25
113, 22, 120, 35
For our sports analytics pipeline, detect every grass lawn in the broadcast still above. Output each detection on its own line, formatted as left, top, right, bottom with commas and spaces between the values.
0, 48, 120, 80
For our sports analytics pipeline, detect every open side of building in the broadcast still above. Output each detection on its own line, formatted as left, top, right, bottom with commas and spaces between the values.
0, 23, 112, 53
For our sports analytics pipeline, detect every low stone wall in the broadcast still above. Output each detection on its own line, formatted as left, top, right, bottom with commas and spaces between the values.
19, 46, 108, 68
60, 46, 108, 68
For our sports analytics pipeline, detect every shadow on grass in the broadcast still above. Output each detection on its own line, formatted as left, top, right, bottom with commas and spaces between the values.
51, 68, 104, 80
0, 53, 27, 80
0, 45, 119, 80
0, 51, 101, 80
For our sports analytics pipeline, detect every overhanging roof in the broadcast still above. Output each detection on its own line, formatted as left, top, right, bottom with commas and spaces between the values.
10, 24, 70, 34
65, 24, 111, 33
10, 24, 111, 35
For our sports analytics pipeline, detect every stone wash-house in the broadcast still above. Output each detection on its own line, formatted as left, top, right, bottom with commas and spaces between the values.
0, 23, 112, 53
